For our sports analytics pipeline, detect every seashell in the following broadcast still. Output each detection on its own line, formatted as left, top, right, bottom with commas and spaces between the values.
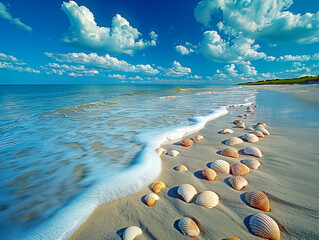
244, 127, 254, 131
251, 113, 257, 116
233, 120, 242, 124
180, 138, 194, 147
237, 115, 243, 118
145, 193, 160, 207
246, 109, 254, 112
123, 226, 142, 240
245, 190, 270, 212
178, 217, 200, 238
257, 122, 267, 127
244, 114, 251, 117
249, 213, 280, 240
229, 176, 248, 191
253, 130, 264, 138
177, 184, 197, 203
210, 160, 230, 173
225, 238, 241, 240
242, 133, 259, 143
247, 106, 252, 110
176, 164, 188, 172
220, 128, 234, 134
255, 125, 270, 135
202, 168, 217, 181
156, 147, 166, 156
195, 191, 219, 208
236, 122, 245, 128
244, 146, 262, 158
225, 137, 244, 146
242, 158, 261, 170
230, 163, 250, 176
221, 147, 239, 158
152, 181, 165, 193
168, 150, 179, 157
194, 135, 204, 141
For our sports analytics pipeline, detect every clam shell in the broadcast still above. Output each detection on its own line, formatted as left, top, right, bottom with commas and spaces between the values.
244, 146, 262, 158
168, 150, 179, 157
221, 147, 239, 158
178, 217, 200, 238
194, 135, 204, 141
156, 147, 166, 156
202, 168, 217, 181
245, 190, 270, 212
225, 137, 244, 146
123, 226, 142, 240
253, 130, 264, 138
180, 138, 194, 147
255, 125, 270, 135
230, 163, 250, 176
210, 160, 230, 173
177, 184, 197, 203
249, 213, 280, 240
221, 128, 234, 134
145, 193, 160, 207
229, 176, 248, 191
236, 122, 245, 128
195, 191, 219, 208
176, 164, 188, 172
233, 120, 242, 124
242, 158, 261, 170
152, 181, 165, 193
242, 133, 259, 143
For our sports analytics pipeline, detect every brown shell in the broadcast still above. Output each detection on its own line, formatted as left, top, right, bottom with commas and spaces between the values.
202, 168, 217, 181
233, 120, 242, 124
245, 190, 270, 212
152, 181, 165, 194
180, 138, 194, 147
231, 163, 250, 176
178, 217, 200, 238
221, 147, 239, 158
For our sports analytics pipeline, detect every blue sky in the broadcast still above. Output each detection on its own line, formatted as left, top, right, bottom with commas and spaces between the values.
0, 0, 318, 84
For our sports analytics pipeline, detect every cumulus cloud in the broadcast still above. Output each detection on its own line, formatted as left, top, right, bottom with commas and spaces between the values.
61, 1, 157, 55
0, 52, 39, 73
162, 61, 191, 77
194, 0, 319, 44
277, 54, 311, 62
108, 74, 125, 79
0, 2, 32, 32
43, 62, 99, 77
0, 52, 22, 63
175, 43, 196, 55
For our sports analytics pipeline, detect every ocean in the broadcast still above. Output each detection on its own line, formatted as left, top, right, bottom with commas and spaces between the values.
0, 84, 257, 239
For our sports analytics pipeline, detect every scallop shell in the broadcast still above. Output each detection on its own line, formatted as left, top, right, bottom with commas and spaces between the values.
221, 147, 239, 158
195, 191, 219, 208
156, 147, 166, 156
152, 181, 165, 193
230, 163, 250, 176
177, 184, 197, 203
244, 146, 262, 158
221, 128, 234, 134
236, 122, 245, 128
245, 191, 270, 212
253, 130, 264, 138
145, 193, 160, 207
194, 135, 204, 141
202, 168, 217, 181
178, 217, 200, 238
249, 213, 280, 240
242, 133, 259, 143
180, 138, 194, 147
233, 120, 242, 124
255, 125, 270, 135
229, 176, 248, 191
225, 137, 244, 146
176, 164, 188, 172
210, 160, 230, 173
168, 150, 179, 157
242, 158, 261, 170
257, 122, 267, 127
123, 226, 142, 240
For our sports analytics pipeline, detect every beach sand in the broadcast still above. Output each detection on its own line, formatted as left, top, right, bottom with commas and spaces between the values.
70, 85, 319, 240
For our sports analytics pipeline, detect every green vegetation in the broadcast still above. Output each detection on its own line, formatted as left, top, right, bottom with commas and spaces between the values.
237, 75, 319, 85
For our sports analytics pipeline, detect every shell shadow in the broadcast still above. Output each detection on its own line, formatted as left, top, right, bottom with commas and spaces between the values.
194, 170, 206, 180
173, 141, 182, 146
238, 149, 247, 156
240, 192, 249, 206
224, 177, 232, 188
221, 140, 228, 145
243, 215, 254, 234
116, 227, 126, 239
206, 162, 212, 168
167, 186, 180, 200
140, 195, 147, 205
173, 219, 183, 235
216, 150, 222, 156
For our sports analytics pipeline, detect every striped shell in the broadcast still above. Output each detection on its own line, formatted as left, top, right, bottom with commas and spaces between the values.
202, 168, 217, 181
230, 163, 250, 176
178, 217, 200, 238
225, 137, 244, 146
242, 133, 259, 143
221, 147, 239, 158
249, 213, 280, 240
244, 146, 262, 158
195, 191, 219, 208
177, 184, 197, 203
255, 125, 270, 135
210, 160, 230, 173
236, 122, 246, 128
229, 176, 248, 191
168, 150, 179, 157
242, 158, 261, 170
152, 181, 165, 193
194, 135, 204, 141
180, 138, 194, 147
156, 147, 166, 156
245, 191, 270, 212
253, 130, 264, 138
145, 193, 160, 207
220, 128, 234, 134
176, 164, 188, 172
123, 226, 142, 240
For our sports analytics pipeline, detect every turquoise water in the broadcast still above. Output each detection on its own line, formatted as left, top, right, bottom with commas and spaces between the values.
0, 85, 256, 239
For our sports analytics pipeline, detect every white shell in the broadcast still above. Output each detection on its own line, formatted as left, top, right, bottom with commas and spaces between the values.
220, 128, 234, 134
249, 213, 280, 240
156, 147, 166, 156
244, 146, 262, 158
229, 176, 248, 191
253, 130, 264, 138
242, 133, 259, 143
194, 135, 204, 141
176, 164, 188, 172
255, 125, 270, 135
177, 184, 197, 203
257, 122, 267, 127
209, 160, 230, 173
178, 217, 200, 238
123, 226, 142, 240
145, 193, 160, 207
196, 191, 219, 208
225, 137, 244, 146
236, 122, 245, 128
242, 158, 261, 170
168, 150, 179, 157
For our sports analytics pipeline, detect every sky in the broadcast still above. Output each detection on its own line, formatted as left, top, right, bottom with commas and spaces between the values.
0, 0, 318, 84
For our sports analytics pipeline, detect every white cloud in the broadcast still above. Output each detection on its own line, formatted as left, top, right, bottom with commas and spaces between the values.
43, 62, 99, 77
0, 52, 21, 63
0, 62, 39, 73
162, 61, 191, 77
264, 56, 276, 62
61, 1, 156, 55
224, 64, 237, 76
0, 2, 32, 32
236, 61, 258, 76
277, 54, 311, 62
175, 43, 196, 55
108, 74, 125, 79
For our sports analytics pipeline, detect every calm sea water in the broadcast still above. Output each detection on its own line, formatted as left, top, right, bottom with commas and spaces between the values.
0, 84, 257, 239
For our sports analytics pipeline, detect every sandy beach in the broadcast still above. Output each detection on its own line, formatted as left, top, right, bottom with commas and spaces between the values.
70, 85, 319, 240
